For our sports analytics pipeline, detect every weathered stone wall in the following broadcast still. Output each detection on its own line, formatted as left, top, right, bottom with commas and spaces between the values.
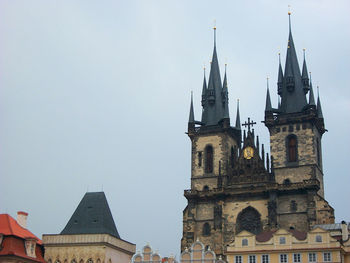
270, 122, 324, 197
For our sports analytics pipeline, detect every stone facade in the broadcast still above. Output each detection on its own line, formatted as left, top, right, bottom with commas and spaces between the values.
43, 234, 135, 263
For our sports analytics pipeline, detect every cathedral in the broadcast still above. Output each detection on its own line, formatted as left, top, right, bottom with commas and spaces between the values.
181, 14, 335, 257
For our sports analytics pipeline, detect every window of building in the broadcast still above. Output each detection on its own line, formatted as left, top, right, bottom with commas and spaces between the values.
71, 260, 77, 263
242, 239, 248, 246
308, 253, 317, 262
203, 185, 209, 191
198, 152, 202, 167
230, 146, 235, 168
280, 254, 288, 263
290, 200, 297, 212
262, 255, 269, 263
315, 235, 322, 242
202, 223, 211, 236
279, 237, 286, 244
234, 256, 242, 263
87, 259, 93, 263
293, 253, 301, 263
248, 255, 256, 263
205, 146, 213, 173
287, 135, 298, 162
323, 252, 331, 262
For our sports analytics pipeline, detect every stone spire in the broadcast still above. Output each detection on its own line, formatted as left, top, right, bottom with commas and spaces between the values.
279, 12, 308, 113
235, 99, 241, 129
265, 77, 272, 112
201, 68, 208, 123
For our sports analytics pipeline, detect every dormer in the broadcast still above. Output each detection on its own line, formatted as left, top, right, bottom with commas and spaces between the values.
25, 237, 37, 258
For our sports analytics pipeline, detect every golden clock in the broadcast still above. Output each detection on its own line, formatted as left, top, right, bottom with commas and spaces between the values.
243, 146, 254, 159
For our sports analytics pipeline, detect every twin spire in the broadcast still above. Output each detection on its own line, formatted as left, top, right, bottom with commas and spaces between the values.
265, 12, 324, 120
189, 27, 240, 129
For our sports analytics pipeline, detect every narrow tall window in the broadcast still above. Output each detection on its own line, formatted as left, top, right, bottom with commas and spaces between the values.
287, 135, 297, 162
308, 253, 316, 262
230, 146, 235, 168
323, 252, 331, 262
198, 152, 202, 167
202, 223, 211, 236
205, 146, 213, 173
262, 255, 269, 263
280, 254, 288, 263
249, 255, 256, 263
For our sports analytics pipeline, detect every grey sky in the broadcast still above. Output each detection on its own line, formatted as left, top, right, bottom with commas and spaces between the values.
1, 0, 349, 258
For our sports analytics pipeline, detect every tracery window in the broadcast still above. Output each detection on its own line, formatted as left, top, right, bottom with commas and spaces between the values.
236, 206, 262, 235
205, 145, 213, 173
287, 135, 297, 162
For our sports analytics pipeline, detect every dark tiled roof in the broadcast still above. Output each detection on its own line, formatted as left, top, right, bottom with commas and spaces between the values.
289, 229, 307, 240
61, 192, 120, 238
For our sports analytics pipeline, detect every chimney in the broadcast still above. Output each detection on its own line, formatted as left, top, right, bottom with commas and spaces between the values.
341, 221, 349, 241
17, 211, 28, 229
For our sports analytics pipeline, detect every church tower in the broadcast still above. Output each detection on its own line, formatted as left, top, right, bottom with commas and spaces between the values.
182, 15, 335, 258
264, 13, 326, 197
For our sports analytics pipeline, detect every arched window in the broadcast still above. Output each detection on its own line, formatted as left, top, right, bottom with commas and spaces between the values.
203, 185, 209, 191
290, 200, 297, 212
202, 222, 211, 236
205, 145, 213, 173
287, 135, 298, 162
283, 179, 291, 185
236, 206, 262, 235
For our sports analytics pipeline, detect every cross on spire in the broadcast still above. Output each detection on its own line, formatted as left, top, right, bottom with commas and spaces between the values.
242, 117, 256, 132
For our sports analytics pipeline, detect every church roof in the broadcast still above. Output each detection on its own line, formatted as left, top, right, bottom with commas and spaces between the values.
60, 192, 120, 238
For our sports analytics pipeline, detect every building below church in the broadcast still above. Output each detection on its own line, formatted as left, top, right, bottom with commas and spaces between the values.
0, 212, 45, 263
43, 192, 135, 263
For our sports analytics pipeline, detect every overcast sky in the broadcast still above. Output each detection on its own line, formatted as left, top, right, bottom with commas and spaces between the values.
1, 0, 349, 258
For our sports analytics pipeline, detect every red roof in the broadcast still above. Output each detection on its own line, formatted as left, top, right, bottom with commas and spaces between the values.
0, 214, 45, 263
0, 214, 42, 244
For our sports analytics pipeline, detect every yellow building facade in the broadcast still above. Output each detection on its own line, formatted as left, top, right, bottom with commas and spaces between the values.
226, 227, 350, 263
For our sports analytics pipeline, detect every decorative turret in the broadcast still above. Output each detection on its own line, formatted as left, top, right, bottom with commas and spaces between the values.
265, 77, 272, 112
317, 87, 324, 119
308, 72, 316, 106
235, 99, 241, 130
302, 49, 310, 94
277, 53, 283, 96
188, 92, 195, 130
222, 64, 230, 120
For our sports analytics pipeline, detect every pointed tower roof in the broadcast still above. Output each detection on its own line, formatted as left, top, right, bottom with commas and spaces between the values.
61, 192, 120, 238
302, 49, 309, 81
308, 72, 316, 106
201, 68, 208, 124
189, 92, 195, 123
235, 99, 241, 129
279, 12, 307, 113
222, 64, 230, 119
265, 78, 272, 111
317, 87, 323, 118
201, 26, 226, 126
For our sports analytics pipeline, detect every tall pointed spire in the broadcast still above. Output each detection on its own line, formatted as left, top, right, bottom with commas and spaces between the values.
201, 66, 208, 123
279, 11, 307, 113
222, 64, 230, 119
265, 77, 272, 112
301, 49, 310, 94
317, 86, 323, 118
235, 99, 241, 130
189, 91, 195, 123
204, 25, 225, 126
308, 72, 316, 106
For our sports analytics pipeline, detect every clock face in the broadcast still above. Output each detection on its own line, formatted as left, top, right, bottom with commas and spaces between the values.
243, 146, 254, 159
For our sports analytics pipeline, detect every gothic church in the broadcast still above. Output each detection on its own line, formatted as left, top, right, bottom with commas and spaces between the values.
181, 14, 334, 257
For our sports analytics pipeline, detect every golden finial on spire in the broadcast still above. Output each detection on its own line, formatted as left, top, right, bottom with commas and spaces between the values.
213, 19, 217, 30
288, 5, 291, 15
